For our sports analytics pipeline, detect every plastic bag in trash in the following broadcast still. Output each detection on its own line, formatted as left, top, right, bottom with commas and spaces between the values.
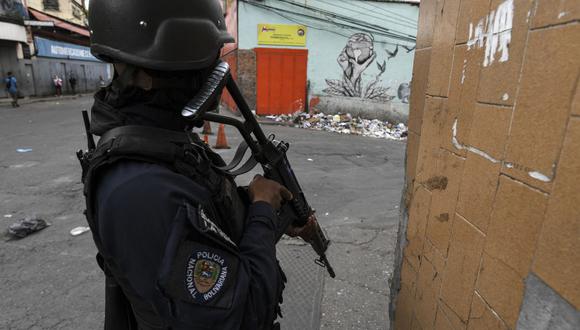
8, 218, 50, 238
261, 111, 408, 140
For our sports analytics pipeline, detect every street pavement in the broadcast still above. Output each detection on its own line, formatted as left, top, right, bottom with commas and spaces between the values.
0, 96, 405, 329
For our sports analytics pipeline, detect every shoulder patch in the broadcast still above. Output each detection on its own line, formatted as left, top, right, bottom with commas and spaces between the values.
186, 249, 229, 303
164, 241, 239, 309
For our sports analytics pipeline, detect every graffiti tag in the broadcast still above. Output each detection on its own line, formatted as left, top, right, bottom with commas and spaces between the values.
467, 0, 514, 67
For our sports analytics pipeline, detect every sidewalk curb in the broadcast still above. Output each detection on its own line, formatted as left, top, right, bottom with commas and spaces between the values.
2, 96, 295, 129
220, 106, 294, 127
257, 119, 294, 127
0, 93, 93, 107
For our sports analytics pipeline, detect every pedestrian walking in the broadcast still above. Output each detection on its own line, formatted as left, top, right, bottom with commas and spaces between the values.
68, 73, 77, 95
53, 75, 63, 96
4, 71, 19, 107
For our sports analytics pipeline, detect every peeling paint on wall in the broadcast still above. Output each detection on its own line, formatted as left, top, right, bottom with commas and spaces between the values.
467, 0, 514, 67
461, 59, 468, 84
528, 171, 552, 182
452, 119, 501, 163
452, 119, 554, 182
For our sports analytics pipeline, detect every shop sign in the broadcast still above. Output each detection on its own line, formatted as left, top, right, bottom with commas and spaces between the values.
257, 23, 307, 47
34, 36, 99, 62
24, 20, 54, 27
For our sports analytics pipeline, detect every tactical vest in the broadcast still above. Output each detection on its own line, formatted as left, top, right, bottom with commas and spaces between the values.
80, 125, 248, 244
78, 125, 251, 329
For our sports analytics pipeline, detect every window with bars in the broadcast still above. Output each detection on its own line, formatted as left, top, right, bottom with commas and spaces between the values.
43, 0, 60, 11
21, 43, 32, 59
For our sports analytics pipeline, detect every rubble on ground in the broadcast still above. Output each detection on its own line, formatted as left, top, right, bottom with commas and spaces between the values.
264, 112, 408, 140
7, 218, 49, 239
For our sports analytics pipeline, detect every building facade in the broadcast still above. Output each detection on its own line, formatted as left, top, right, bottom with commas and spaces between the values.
236, 0, 419, 122
27, 0, 87, 26
391, 0, 580, 329
1, 0, 110, 99
0, 0, 29, 98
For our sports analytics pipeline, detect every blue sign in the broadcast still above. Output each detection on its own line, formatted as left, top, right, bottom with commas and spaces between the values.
34, 37, 99, 62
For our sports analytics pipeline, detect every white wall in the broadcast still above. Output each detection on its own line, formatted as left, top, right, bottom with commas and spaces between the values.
0, 22, 27, 42
239, 0, 419, 120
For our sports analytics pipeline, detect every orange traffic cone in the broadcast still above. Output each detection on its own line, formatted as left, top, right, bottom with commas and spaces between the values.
214, 124, 230, 149
202, 121, 213, 135
203, 134, 209, 145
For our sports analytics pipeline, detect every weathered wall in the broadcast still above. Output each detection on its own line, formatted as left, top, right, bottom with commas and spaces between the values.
390, 0, 580, 329
237, 49, 257, 110
238, 0, 418, 121
24, 56, 111, 96
1, 41, 111, 97
27, 0, 86, 26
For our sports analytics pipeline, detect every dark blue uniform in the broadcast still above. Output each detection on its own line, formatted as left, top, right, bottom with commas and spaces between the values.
84, 94, 284, 329
96, 161, 282, 329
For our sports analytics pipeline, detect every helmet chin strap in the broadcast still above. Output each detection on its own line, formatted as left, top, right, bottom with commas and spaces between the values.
114, 65, 205, 92
107, 61, 218, 131
149, 76, 200, 91
111, 64, 137, 92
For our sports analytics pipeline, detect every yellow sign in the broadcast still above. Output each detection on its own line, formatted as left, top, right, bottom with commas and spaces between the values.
257, 24, 307, 47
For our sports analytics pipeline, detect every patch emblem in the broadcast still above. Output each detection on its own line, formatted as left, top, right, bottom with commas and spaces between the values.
185, 250, 229, 303
198, 207, 237, 248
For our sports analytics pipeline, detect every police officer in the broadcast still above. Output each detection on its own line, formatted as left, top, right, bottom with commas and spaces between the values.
81, 1, 301, 329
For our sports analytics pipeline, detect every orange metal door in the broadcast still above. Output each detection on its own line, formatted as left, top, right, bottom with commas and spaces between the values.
255, 48, 308, 115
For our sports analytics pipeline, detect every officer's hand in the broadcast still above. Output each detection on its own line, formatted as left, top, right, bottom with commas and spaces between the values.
249, 175, 293, 210
286, 214, 317, 242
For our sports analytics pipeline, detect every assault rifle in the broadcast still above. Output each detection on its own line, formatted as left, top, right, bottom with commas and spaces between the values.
182, 60, 335, 278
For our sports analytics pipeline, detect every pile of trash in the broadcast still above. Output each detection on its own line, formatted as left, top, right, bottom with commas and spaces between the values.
263, 112, 408, 140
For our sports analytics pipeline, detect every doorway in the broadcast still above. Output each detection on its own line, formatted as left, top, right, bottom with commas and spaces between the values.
81, 64, 88, 92
59, 62, 67, 93
255, 48, 308, 115
24, 64, 36, 96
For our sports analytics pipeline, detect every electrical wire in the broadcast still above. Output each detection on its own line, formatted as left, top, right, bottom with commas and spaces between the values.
344, 0, 419, 26
242, 0, 413, 43
274, 0, 417, 41
316, 0, 418, 28
242, 0, 416, 44
314, 0, 418, 30
276, 0, 416, 39
255, 3, 404, 46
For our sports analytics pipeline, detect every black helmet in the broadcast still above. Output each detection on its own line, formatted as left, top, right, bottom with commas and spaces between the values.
89, 0, 234, 71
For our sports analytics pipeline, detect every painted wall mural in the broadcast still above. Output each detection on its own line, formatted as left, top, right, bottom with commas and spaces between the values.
323, 33, 395, 102
397, 82, 411, 104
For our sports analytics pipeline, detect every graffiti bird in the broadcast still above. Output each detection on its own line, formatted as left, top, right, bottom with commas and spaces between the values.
377, 60, 386, 73
402, 45, 416, 53
385, 45, 399, 60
